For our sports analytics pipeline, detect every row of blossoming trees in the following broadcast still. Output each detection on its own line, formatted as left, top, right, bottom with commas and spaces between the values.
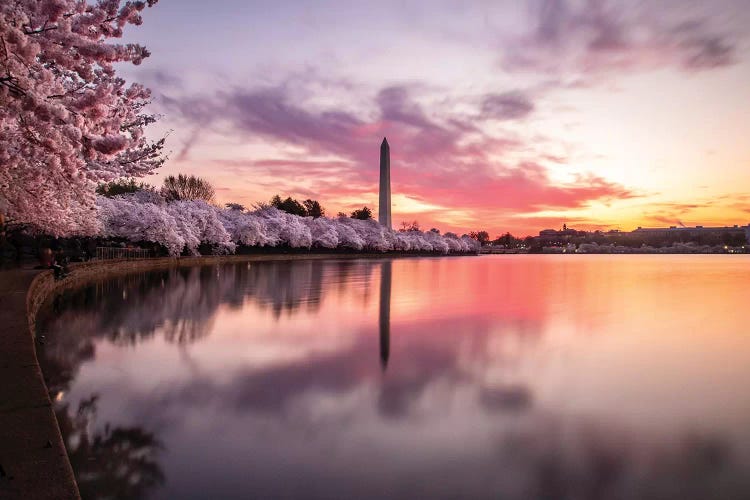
0, 1, 477, 257
98, 191, 479, 256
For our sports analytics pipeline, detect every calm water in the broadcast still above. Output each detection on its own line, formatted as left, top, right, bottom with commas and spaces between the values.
37, 255, 750, 499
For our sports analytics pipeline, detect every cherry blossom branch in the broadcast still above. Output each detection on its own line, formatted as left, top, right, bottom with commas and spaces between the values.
0, 76, 26, 96
47, 82, 88, 99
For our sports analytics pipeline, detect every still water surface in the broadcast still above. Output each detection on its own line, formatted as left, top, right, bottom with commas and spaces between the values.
37, 255, 750, 499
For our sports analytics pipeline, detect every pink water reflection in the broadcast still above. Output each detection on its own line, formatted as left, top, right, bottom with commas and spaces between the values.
38, 256, 750, 499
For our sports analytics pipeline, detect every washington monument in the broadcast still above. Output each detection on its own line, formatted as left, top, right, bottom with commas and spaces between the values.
379, 137, 392, 229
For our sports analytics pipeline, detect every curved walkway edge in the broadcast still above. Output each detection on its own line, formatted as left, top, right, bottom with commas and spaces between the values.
1, 252, 461, 499
0, 268, 79, 500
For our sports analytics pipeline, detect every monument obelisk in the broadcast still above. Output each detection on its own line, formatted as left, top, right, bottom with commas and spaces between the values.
379, 137, 392, 230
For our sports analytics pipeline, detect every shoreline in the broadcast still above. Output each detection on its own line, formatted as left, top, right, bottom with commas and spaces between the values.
0, 268, 79, 500
479, 250, 750, 255
1, 251, 471, 499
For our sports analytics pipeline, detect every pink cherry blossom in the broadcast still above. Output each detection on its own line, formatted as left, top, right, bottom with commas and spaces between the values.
0, 0, 163, 235
96, 195, 479, 256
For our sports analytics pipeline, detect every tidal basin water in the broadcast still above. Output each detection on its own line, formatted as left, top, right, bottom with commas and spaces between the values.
37, 255, 750, 499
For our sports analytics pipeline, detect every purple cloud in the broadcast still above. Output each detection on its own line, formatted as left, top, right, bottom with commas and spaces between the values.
505, 0, 740, 76
480, 91, 535, 120
160, 79, 634, 228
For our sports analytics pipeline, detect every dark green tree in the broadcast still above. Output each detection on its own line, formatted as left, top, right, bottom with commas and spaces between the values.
271, 195, 307, 216
350, 207, 373, 220
493, 232, 521, 247
96, 178, 155, 198
469, 230, 490, 245
303, 199, 325, 218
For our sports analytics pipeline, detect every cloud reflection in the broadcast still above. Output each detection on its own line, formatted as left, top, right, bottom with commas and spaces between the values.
36, 257, 750, 499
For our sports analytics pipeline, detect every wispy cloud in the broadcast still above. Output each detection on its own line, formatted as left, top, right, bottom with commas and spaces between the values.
504, 0, 741, 78
480, 91, 535, 120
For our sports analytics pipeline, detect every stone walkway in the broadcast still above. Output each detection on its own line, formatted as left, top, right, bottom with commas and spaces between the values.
0, 269, 79, 499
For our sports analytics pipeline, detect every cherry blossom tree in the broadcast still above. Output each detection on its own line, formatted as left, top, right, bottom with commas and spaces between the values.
218, 208, 277, 247
96, 194, 480, 256
165, 200, 235, 255
0, 0, 164, 235
305, 216, 339, 248
97, 194, 185, 255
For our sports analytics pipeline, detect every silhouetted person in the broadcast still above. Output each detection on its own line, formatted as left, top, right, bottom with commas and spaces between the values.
51, 252, 70, 280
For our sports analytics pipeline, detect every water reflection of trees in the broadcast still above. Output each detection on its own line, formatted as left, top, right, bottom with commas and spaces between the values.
54, 396, 164, 500
35, 260, 375, 499
38, 320, 166, 498
36, 259, 378, 396
37, 260, 379, 399
37, 344, 165, 500
39, 260, 377, 350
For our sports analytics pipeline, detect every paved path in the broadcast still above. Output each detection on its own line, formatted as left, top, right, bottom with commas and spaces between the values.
0, 269, 79, 499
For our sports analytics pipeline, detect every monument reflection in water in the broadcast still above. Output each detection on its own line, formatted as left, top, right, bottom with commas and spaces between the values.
379, 260, 391, 370
36, 256, 750, 499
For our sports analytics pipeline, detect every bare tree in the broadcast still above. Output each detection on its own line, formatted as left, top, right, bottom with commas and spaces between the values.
399, 220, 420, 232
161, 174, 215, 203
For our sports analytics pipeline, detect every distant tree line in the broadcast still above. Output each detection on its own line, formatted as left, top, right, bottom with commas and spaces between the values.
336, 207, 373, 220
267, 195, 323, 218
460, 226, 749, 252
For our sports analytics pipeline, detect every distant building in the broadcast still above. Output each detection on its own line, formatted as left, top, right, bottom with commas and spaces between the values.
632, 224, 750, 242
539, 226, 582, 238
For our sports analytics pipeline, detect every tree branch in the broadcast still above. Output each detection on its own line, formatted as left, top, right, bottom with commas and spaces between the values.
0, 76, 26, 96
47, 82, 88, 99
23, 25, 58, 35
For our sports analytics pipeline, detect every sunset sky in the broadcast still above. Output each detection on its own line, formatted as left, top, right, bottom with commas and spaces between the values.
122, 0, 750, 236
